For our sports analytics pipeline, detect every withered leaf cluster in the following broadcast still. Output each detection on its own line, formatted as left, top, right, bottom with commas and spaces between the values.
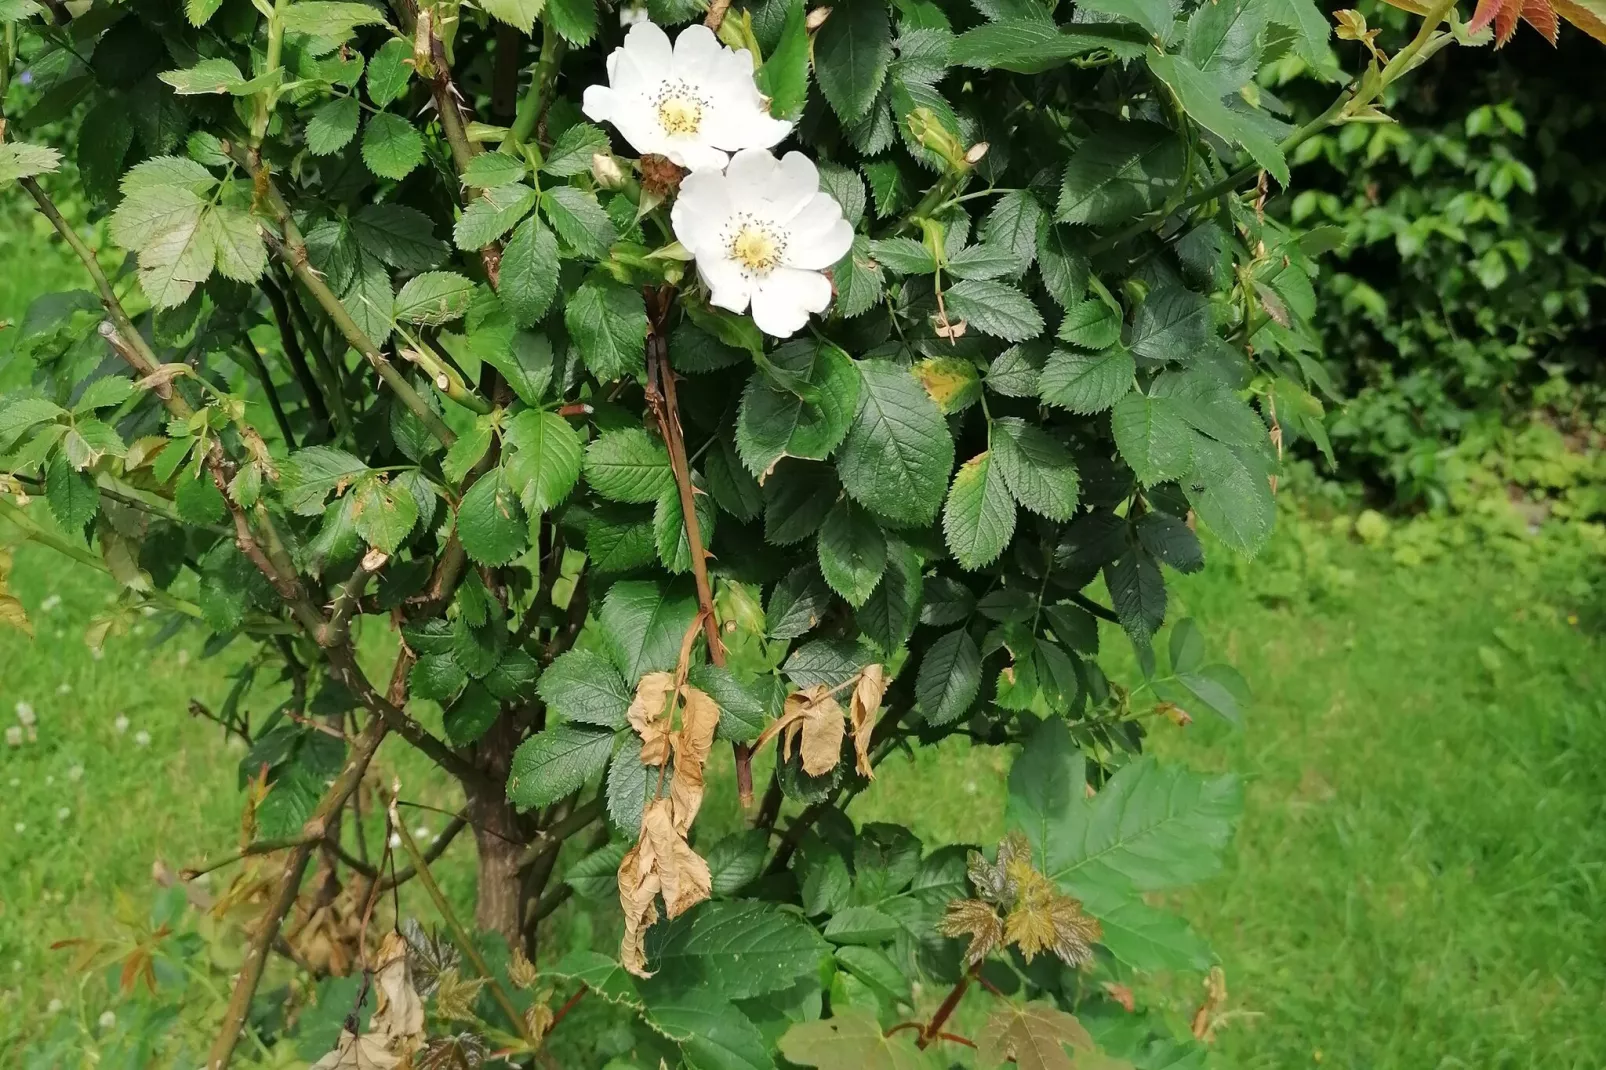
939, 832, 1102, 969
754, 663, 887, 778
617, 666, 721, 977
310, 931, 426, 1069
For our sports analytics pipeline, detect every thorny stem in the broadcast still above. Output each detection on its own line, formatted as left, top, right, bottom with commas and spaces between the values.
644, 287, 756, 804
389, 800, 537, 1047
235, 331, 297, 448
241, 153, 457, 447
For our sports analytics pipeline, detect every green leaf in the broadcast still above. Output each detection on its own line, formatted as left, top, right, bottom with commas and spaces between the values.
982, 190, 1045, 269
584, 427, 673, 504
951, 17, 1145, 73
1039, 347, 1134, 415
1137, 511, 1204, 574
456, 469, 529, 565
480, 0, 546, 32
542, 122, 611, 178
158, 57, 249, 95
990, 418, 1080, 521
856, 539, 923, 652
281, 1, 388, 39
1146, 52, 1289, 186
185, 0, 225, 26
505, 409, 583, 515
705, 435, 762, 521
444, 684, 500, 746
943, 279, 1044, 342
46, 455, 98, 532
1078, 887, 1215, 971
836, 360, 954, 527
541, 185, 616, 259
1184, 0, 1265, 90
351, 204, 447, 272
779, 1008, 931, 1070
1037, 225, 1090, 308
704, 829, 769, 896
279, 446, 369, 514
72, 377, 133, 415
1105, 548, 1166, 642
756, 0, 811, 119
351, 476, 418, 553
1077, 0, 1179, 40
205, 207, 267, 283
643, 900, 830, 1000
366, 37, 414, 106
443, 418, 494, 485
946, 242, 1027, 281
409, 652, 466, 701
1008, 719, 1242, 896
1152, 368, 1264, 448
943, 451, 1016, 571
644, 992, 772, 1070
307, 98, 361, 155
362, 111, 425, 180
454, 182, 537, 251
607, 737, 651, 833
767, 563, 834, 641
566, 276, 648, 382
343, 254, 395, 346
1057, 122, 1186, 226
736, 338, 860, 479
547, 0, 599, 44
1111, 392, 1192, 486
685, 664, 767, 743
868, 237, 936, 275
393, 271, 476, 325
506, 724, 615, 811
478, 329, 554, 407
653, 481, 718, 574
1057, 296, 1123, 350
460, 152, 527, 190
817, 500, 888, 608
1184, 436, 1275, 557
499, 216, 561, 326
599, 579, 700, 680
823, 905, 900, 945
813, 0, 893, 122
916, 628, 980, 726
539, 648, 631, 729
1266, 0, 1338, 74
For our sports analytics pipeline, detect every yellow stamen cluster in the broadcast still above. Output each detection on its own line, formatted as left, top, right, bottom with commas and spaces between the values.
731, 225, 782, 273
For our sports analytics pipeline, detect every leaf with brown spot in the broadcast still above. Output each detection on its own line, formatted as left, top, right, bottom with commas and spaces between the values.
627, 670, 677, 765
976, 1001, 1094, 1070
849, 664, 887, 778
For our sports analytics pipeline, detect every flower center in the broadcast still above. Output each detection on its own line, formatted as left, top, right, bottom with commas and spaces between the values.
655, 85, 705, 135
731, 224, 783, 274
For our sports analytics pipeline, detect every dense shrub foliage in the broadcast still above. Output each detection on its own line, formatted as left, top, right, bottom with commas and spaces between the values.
1278, 1, 1605, 504
0, 0, 1556, 1066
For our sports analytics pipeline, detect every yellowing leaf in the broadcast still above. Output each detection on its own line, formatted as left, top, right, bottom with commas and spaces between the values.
913, 356, 981, 414
778, 1007, 933, 1069
976, 1001, 1094, 1070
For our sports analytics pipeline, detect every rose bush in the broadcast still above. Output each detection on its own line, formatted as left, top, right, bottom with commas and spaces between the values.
0, 0, 1580, 1066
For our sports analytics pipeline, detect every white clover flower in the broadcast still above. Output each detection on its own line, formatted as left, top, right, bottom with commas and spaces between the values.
67, 764, 83, 782
15, 701, 35, 726
46, 997, 62, 1014
4, 726, 21, 748
133, 730, 151, 747
672, 148, 855, 338
113, 714, 129, 734
56, 806, 70, 821
56, 682, 70, 695
40, 594, 61, 612
582, 22, 791, 173
98, 1010, 116, 1030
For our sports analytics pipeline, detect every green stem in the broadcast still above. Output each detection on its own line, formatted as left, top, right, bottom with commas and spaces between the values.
252, 0, 292, 144
390, 810, 536, 1046
508, 19, 567, 152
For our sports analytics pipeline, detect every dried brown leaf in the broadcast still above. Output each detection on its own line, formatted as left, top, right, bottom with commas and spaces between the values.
369, 930, 426, 1050
642, 797, 711, 919
310, 1031, 402, 1070
789, 685, 846, 776
669, 685, 720, 834
849, 664, 886, 778
938, 898, 1004, 967
628, 671, 678, 766
524, 993, 555, 1042
617, 837, 661, 979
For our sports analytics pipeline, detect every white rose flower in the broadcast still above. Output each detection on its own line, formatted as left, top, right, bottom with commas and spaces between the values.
672, 148, 855, 338
582, 22, 791, 173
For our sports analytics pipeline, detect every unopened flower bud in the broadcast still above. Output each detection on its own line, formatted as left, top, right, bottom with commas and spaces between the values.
965, 141, 990, 165
591, 152, 626, 190
906, 107, 970, 173
806, 6, 832, 31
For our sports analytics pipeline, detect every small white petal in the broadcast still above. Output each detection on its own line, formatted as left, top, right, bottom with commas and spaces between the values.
751, 269, 833, 338
581, 84, 616, 123
672, 24, 725, 69
667, 139, 730, 174
769, 152, 824, 223
784, 203, 855, 271
624, 21, 675, 79
700, 256, 755, 315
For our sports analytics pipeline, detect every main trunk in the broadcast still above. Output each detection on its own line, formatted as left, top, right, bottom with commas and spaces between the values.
466, 715, 530, 953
